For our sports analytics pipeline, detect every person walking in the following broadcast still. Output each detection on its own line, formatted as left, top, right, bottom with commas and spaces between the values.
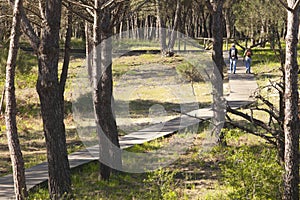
229, 44, 238, 74
243, 48, 252, 73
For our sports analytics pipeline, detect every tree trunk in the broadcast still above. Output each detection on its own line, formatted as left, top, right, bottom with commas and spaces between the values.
0, 86, 5, 115
168, 0, 180, 52
119, 21, 123, 39
156, 0, 167, 53
60, 4, 72, 95
5, 0, 28, 199
36, 1, 71, 199
144, 16, 149, 39
85, 20, 93, 79
202, 13, 209, 38
126, 19, 130, 38
206, 0, 226, 144
276, 28, 286, 164
92, 0, 122, 181
131, 15, 136, 39
224, 8, 231, 38
12, 0, 71, 198
283, 1, 300, 199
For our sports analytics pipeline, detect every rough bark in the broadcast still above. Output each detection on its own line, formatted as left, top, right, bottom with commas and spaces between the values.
36, 1, 71, 198
5, 0, 28, 199
283, 1, 300, 199
206, 0, 226, 143
92, 0, 122, 181
9, 0, 71, 198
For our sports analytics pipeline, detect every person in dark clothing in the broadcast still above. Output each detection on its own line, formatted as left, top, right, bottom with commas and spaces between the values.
229, 44, 238, 74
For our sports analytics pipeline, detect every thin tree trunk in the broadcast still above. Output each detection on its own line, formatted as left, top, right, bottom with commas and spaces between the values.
156, 0, 167, 53
168, 0, 180, 52
271, 28, 286, 164
202, 13, 209, 38
144, 16, 149, 39
283, 1, 300, 199
131, 15, 136, 39
5, 0, 28, 199
134, 14, 140, 39
119, 21, 123, 39
60, 4, 72, 95
85, 20, 93, 79
126, 19, 130, 38
0, 86, 5, 115
224, 8, 231, 38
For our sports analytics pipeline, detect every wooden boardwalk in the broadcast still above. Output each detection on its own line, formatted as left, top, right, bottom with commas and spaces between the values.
0, 57, 257, 199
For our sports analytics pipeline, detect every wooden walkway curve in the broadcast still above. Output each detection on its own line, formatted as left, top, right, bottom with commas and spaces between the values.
0, 56, 257, 199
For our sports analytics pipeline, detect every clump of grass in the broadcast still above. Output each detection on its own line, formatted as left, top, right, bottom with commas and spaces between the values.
143, 168, 182, 200
176, 62, 204, 83
126, 138, 164, 153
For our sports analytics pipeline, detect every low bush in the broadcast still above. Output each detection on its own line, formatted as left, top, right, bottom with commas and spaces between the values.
176, 62, 204, 82
221, 145, 283, 200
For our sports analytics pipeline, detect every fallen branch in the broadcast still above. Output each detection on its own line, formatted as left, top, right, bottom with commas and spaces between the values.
225, 119, 277, 146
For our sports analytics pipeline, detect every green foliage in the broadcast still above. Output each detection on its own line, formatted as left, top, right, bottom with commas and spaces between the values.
222, 128, 244, 143
126, 139, 163, 153
221, 145, 283, 200
0, 47, 8, 78
16, 50, 37, 74
143, 168, 180, 200
28, 161, 184, 200
70, 38, 86, 49
0, 46, 37, 77
233, 0, 285, 41
28, 187, 49, 200
176, 62, 204, 82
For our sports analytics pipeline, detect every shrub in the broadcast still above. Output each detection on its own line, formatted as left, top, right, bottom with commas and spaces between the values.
221, 145, 283, 200
176, 62, 204, 82
143, 168, 180, 200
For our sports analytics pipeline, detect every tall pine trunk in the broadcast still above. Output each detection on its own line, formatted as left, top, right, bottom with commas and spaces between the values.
5, 0, 27, 199
12, 0, 71, 198
92, 0, 122, 181
283, 1, 300, 199
36, 1, 71, 198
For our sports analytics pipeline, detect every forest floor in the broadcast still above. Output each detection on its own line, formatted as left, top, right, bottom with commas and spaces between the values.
0, 53, 211, 177
0, 50, 284, 199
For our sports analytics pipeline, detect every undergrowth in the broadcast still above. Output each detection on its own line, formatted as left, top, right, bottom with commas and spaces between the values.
28, 129, 284, 200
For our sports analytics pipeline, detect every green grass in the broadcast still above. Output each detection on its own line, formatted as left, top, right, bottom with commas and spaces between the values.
126, 138, 164, 153
28, 126, 282, 200
27, 135, 189, 200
